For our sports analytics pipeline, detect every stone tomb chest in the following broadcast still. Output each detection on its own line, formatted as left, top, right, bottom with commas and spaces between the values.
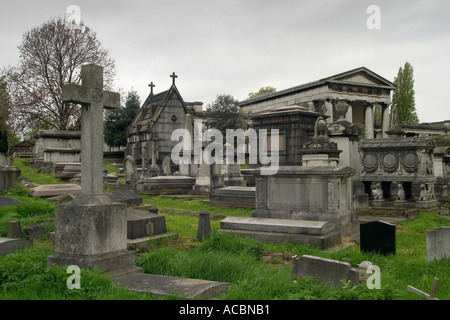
220, 165, 358, 249
251, 166, 358, 237
359, 137, 438, 209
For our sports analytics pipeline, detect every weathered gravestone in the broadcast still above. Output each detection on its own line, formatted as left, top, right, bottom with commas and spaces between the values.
291, 255, 359, 286
47, 64, 139, 275
0, 221, 33, 256
197, 210, 211, 241
126, 207, 178, 249
124, 155, 137, 186
31, 184, 81, 198
426, 227, 450, 262
0, 196, 24, 208
7, 220, 23, 238
360, 220, 396, 255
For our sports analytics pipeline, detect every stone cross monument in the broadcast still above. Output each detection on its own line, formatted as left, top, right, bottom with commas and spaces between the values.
61, 64, 119, 196
47, 64, 140, 275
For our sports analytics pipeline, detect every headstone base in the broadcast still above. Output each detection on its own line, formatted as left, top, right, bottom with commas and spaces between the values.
47, 250, 142, 276
417, 199, 439, 211
47, 195, 139, 275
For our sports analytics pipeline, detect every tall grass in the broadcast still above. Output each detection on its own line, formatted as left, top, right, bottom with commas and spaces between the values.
1, 164, 449, 300
0, 194, 55, 238
135, 232, 402, 300
0, 245, 150, 300
13, 158, 63, 185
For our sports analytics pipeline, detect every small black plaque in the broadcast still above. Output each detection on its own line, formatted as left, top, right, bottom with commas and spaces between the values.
360, 220, 396, 255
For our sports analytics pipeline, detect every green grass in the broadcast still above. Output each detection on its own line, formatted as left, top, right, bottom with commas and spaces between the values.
13, 158, 63, 185
142, 194, 251, 217
142, 195, 251, 240
1, 209, 449, 299
1, 167, 449, 300
0, 245, 150, 300
0, 192, 55, 238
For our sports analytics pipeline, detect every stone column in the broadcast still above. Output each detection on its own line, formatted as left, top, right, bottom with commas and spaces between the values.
345, 101, 353, 123
381, 104, 390, 138
364, 104, 374, 139
324, 98, 334, 123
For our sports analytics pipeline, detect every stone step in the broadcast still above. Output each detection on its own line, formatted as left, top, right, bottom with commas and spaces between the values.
218, 229, 341, 249
220, 217, 335, 235
127, 233, 178, 250
213, 186, 255, 196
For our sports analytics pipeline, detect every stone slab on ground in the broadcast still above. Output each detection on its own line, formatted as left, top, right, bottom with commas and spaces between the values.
0, 238, 33, 256
219, 228, 341, 249
112, 272, 229, 299
291, 254, 359, 286
0, 196, 24, 208
220, 216, 336, 235
31, 184, 81, 198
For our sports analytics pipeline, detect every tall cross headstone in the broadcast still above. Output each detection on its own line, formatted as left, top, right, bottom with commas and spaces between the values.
62, 64, 120, 196
48, 64, 140, 275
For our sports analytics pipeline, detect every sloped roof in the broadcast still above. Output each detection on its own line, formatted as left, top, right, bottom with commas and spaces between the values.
128, 84, 189, 135
239, 67, 396, 106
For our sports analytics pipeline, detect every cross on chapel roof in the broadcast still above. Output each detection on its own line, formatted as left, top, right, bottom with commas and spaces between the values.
148, 82, 155, 94
170, 72, 178, 85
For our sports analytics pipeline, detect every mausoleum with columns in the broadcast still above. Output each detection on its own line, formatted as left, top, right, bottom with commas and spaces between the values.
239, 67, 395, 139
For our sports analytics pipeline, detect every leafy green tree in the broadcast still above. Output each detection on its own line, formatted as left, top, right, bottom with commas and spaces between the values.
205, 94, 249, 139
104, 90, 140, 147
248, 86, 276, 99
391, 62, 419, 124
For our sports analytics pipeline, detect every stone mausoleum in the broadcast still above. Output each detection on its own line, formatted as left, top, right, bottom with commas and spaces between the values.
125, 73, 203, 173
240, 67, 395, 140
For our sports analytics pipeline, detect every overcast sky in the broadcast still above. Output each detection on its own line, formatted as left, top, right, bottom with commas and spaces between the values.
1, 0, 449, 123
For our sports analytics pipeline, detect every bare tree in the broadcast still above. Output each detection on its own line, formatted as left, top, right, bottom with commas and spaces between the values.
5, 16, 116, 137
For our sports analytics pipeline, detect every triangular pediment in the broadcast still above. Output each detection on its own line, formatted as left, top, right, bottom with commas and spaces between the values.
150, 86, 188, 121
325, 67, 395, 89
128, 85, 189, 135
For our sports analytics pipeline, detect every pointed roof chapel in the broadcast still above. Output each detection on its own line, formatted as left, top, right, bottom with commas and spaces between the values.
126, 72, 202, 163
128, 73, 189, 137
